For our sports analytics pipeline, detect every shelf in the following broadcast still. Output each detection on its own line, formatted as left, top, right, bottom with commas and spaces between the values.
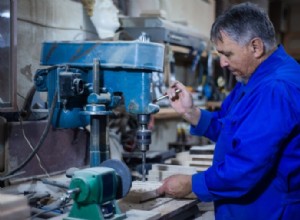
153, 107, 181, 119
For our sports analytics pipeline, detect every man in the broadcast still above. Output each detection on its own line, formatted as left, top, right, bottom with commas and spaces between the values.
157, 2, 300, 220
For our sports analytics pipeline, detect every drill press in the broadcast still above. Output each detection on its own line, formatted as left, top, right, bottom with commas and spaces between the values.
34, 38, 164, 174
34, 39, 164, 219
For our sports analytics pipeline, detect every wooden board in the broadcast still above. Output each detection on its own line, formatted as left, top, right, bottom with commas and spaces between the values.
0, 194, 30, 220
123, 181, 163, 203
189, 160, 212, 166
190, 145, 215, 155
148, 164, 198, 182
125, 209, 161, 220
164, 148, 214, 172
119, 196, 199, 220
122, 179, 197, 204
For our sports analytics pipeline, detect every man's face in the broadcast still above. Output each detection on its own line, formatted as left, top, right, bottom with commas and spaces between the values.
214, 32, 257, 84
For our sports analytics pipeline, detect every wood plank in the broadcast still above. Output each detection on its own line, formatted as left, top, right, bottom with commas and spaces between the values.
188, 160, 212, 166
0, 194, 30, 220
120, 196, 199, 220
193, 166, 209, 172
150, 198, 199, 219
151, 164, 198, 173
190, 145, 215, 154
148, 164, 198, 182
148, 169, 197, 181
122, 181, 163, 203
125, 209, 161, 220
191, 154, 213, 160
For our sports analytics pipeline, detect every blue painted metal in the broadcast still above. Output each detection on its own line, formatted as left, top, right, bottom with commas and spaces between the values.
34, 41, 164, 129
40, 41, 164, 71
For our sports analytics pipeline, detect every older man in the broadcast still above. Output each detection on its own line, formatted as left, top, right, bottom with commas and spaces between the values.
157, 2, 300, 220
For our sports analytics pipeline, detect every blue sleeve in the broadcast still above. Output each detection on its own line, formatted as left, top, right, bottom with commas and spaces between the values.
190, 109, 213, 136
190, 83, 243, 142
192, 81, 299, 201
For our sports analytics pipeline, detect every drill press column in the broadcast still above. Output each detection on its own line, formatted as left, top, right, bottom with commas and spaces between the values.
89, 59, 110, 167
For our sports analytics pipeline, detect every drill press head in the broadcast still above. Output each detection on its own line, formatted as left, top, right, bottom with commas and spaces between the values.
34, 40, 164, 165
34, 40, 164, 128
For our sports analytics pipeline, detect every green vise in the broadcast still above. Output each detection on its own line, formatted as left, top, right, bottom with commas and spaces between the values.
64, 160, 132, 220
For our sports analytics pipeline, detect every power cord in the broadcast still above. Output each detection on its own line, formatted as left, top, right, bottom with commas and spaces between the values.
4, 91, 58, 177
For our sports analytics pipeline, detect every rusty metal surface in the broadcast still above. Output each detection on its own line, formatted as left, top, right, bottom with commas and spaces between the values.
0, 116, 7, 172
5, 120, 89, 178
0, 0, 17, 112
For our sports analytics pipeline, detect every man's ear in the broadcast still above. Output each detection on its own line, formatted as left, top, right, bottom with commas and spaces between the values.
249, 38, 264, 58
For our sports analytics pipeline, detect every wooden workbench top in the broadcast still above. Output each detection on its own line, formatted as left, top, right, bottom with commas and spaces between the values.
119, 180, 200, 220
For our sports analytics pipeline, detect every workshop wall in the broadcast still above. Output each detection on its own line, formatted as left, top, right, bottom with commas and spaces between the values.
17, 0, 215, 109
127, 0, 215, 39
17, 0, 98, 108
16, 0, 216, 153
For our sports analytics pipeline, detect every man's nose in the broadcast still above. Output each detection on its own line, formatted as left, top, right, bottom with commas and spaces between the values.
220, 56, 229, 68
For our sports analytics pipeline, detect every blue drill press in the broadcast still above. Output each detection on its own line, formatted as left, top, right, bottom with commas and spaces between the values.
34, 38, 164, 219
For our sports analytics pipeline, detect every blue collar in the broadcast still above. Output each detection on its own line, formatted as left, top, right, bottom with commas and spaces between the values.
240, 45, 287, 94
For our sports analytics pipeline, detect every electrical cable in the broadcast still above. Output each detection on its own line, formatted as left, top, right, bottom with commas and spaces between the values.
4, 91, 58, 177
19, 115, 50, 178
30, 202, 73, 219
18, 85, 36, 120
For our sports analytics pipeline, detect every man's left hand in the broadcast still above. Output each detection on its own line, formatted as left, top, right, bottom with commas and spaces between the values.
156, 174, 192, 198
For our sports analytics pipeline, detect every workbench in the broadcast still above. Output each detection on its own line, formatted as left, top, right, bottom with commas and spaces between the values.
118, 179, 205, 220
119, 196, 201, 220
50, 197, 204, 220
1, 172, 213, 220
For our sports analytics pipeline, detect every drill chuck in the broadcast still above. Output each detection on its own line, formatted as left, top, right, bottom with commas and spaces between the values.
136, 129, 151, 152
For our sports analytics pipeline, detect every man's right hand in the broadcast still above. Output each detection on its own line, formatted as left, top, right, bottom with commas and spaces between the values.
167, 81, 201, 126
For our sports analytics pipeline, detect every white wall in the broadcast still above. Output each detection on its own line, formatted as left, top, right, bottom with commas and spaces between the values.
17, 0, 98, 108
127, 0, 215, 39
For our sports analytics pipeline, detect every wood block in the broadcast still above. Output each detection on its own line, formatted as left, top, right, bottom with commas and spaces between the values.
151, 164, 198, 173
190, 145, 215, 154
119, 180, 200, 219
191, 154, 213, 160
123, 181, 163, 203
0, 193, 30, 220
188, 160, 212, 166
125, 209, 161, 220
148, 164, 198, 182
148, 169, 197, 182
194, 166, 210, 172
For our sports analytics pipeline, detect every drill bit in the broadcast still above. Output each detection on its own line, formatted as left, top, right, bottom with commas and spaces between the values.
153, 89, 181, 103
142, 151, 146, 182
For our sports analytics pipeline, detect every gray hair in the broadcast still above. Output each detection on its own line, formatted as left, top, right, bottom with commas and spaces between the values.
210, 2, 277, 52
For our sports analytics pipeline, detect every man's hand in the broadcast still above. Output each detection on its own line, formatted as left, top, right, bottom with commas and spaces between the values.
167, 81, 200, 126
167, 81, 193, 115
156, 174, 192, 198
